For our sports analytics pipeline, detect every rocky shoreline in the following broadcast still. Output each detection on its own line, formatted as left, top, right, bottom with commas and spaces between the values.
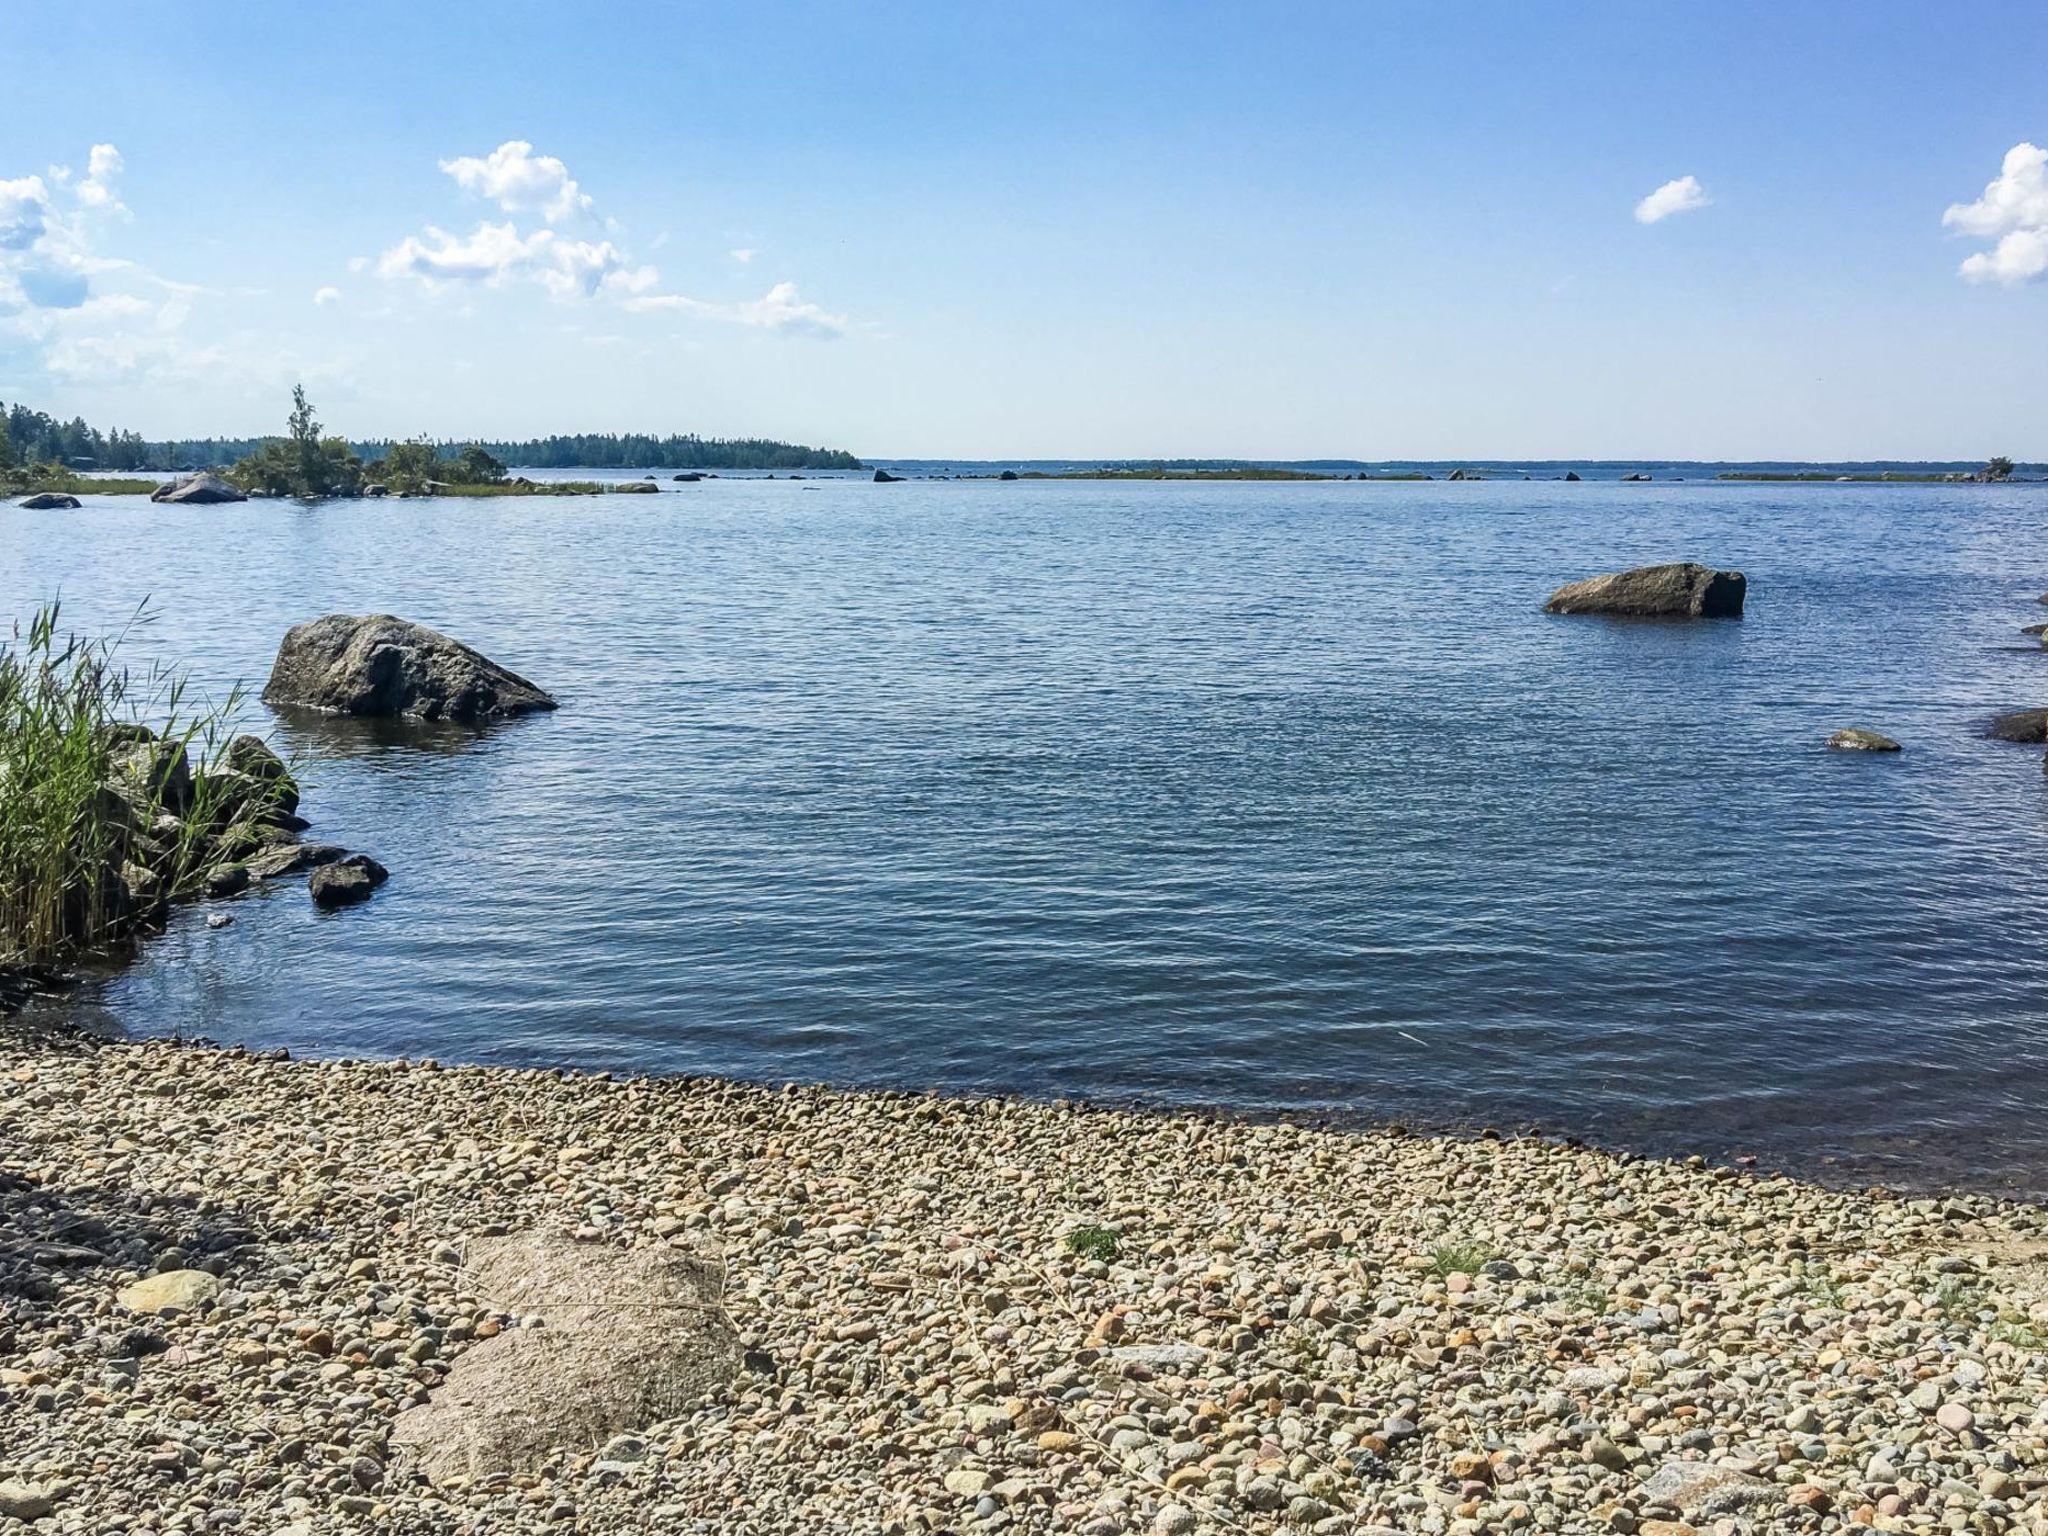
3, 1037, 2047, 1534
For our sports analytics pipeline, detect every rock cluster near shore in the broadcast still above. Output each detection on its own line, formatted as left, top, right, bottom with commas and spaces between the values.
4, 1039, 2048, 1535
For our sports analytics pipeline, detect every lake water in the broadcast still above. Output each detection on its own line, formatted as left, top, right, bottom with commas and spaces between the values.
8, 476, 2048, 1196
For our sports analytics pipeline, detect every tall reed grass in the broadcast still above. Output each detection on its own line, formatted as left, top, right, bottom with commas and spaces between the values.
0, 602, 272, 968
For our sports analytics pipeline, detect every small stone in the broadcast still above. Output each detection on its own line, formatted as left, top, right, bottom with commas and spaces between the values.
945, 1469, 994, 1499
1935, 1401, 1974, 1434
1153, 1504, 1197, 1536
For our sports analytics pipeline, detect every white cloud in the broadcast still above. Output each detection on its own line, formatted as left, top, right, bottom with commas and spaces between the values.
625, 280, 847, 338
735, 281, 846, 337
373, 142, 856, 339
728, 247, 757, 264
439, 140, 591, 222
1635, 175, 1710, 224
75, 144, 124, 211
1945, 142, 2048, 285
376, 220, 649, 300
313, 285, 341, 306
0, 175, 51, 251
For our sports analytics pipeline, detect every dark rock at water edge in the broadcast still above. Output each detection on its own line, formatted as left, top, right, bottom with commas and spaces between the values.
1987, 708, 2048, 743
1445, 468, 1481, 481
150, 472, 246, 505
873, 469, 905, 483
672, 472, 703, 482
17, 492, 81, 509
1826, 728, 1901, 752
999, 469, 1019, 481
1544, 562, 1746, 619
309, 854, 388, 909
1621, 472, 1653, 482
1562, 471, 1581, 482
262, 614, 557, 723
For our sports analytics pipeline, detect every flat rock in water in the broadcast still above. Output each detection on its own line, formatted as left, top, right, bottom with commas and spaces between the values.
1826, 728, 1901, 751
1986, 708, 2048, 742
116, 1268, 221, 1315
17, 492, 81, 510
391, 1234, 740, 1483
1544, 562, 1746, 618
247, 842, 345, 880
263, 614, 556, 723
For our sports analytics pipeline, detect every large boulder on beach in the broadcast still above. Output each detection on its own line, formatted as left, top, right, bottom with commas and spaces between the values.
18, 492, 81, 509
1544, 562, 1746, 619
392, 1235, 740, 1483
150, 473, 245, 505
263, 614, 556, 723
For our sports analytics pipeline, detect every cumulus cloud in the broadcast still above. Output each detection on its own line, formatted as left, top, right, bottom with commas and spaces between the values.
728, 247, 757, 264
313, 285, 340, 306
373, 142, 853, 338
439, 140, 591, 222
75, 144, 124, 211
375, 220, 655, 301
1944, 142, 2048, 284
1635, 175, 1710, 224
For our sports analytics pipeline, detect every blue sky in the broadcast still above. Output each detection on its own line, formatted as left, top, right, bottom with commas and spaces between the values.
3, 0, 2045, 458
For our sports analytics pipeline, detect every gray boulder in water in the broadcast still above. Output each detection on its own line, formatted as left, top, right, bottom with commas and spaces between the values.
263, 614, 556, 723
1987, 708, 2048, 742
308, 853, 388, 908
151, 472, 246, 505
1544, 562, 1746, 618
17, 492, 81, 509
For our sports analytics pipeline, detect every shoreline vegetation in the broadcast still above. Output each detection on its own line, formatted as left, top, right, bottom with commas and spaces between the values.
3, 1032, 2048, 1532
0, 396, 862, 479
0, 604, 298, 985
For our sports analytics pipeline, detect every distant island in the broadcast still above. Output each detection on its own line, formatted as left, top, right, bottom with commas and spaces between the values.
0, 395, 863, 484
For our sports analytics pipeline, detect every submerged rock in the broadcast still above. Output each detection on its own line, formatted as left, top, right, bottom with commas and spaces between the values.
391, 1234, 740, 1483
1827, 728, 1901, 751
1545, 562, 1746, 618
263, 614, 556, 723
18, 492, 82, 509
309, 853, 388, 909
151, 472, 246, 505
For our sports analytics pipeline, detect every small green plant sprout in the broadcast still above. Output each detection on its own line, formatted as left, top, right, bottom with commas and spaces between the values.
1064, 1225, 1120, 1262
1428, 1241, 1496, 1279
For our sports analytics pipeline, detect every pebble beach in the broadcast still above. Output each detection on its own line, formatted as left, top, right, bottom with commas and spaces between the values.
5, 1034, 2048, 1536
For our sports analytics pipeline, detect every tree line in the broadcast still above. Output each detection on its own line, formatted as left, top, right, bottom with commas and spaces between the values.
0, 400, 864, 474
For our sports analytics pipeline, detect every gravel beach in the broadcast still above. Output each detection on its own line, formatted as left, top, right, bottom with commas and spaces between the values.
4, 1034, 2048, 1535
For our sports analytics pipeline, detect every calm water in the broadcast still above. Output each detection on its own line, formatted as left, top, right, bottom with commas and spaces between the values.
8, 478, 2048, 1196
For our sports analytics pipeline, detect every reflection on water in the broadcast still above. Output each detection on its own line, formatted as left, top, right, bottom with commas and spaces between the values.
6, 476, 2048, 1198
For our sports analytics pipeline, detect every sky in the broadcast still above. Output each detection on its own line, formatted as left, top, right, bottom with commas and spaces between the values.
2, 0, 2046, 460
